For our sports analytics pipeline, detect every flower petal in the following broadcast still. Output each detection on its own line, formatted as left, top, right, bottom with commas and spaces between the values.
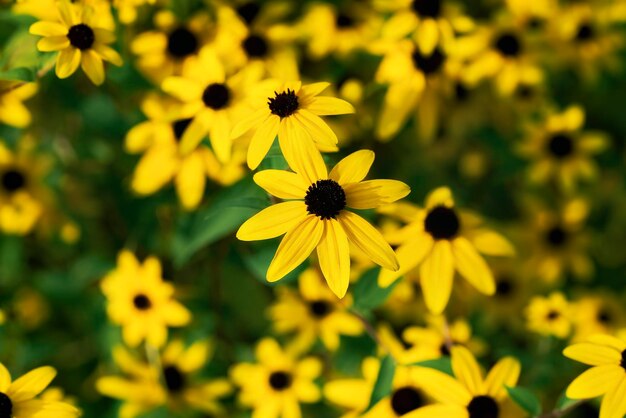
175, 152, 206, 210
329, 150, 374, 185
344, 180, 410, 209
563, 343, 622, 366
0, 364, 11, 392
299, 82, 330, 99
253, 170, 308, 199
484, 357, 521, 399
567, 365, 624, 399
293, 109, 338, 147
600, 375, 626, 418
417, 368, 472, 405
247, 115, 280, 169
279, 117, 327, 185
236, 201, 307, 241
8, 366, 56, 403
378, 234, 433, 287
55, 48, 81, 79
37, 36, 69, 52
29, 21, 67, 36
317, 219, 350, 298
420, 240, 454, 314
451, 346, 484, 395
81, 49, 105, 85
452, 237, 495, 295
231, 108, 269, 139
471, 230, 515, 257
338, 211, 398, 271
305, 96, 355, 115
425, 187, 454, 209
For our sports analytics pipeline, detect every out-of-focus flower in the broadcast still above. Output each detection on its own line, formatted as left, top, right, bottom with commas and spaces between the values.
13, 288, 50, 330
230, 338, 322, 418
324, 357, 379, 418
0, 83, 37, 128
572, 294, 625, 342
403, 316, 485, 359
525, 292, 573, 338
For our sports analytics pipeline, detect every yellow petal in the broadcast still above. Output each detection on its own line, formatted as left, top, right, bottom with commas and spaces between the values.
81, 49, 105, 85
175, 152, 206, 210
567, 365, 624, 399
55, 47, 81, 79
425, 186, 454, 209
236, 201, 307, 241
208, 111, 232, 163
93, 43, 123, 66
317, 219, 350, 298
180, 114, 211, 156
293, 109, 338, 147
8, 366, 56, 403
484, 357, 521, 399
378, 234, 433, 287
588, 335, 626, 352
416, 19, 439, 55
452, 237, 495, 295
451, 346, 484, 395
471, 230, 515, 257
420, 240, 454, 314
231, 108, 269, 139
338, 211, 398, 271
253, 170, 308, 199
57, 0, 76, 26
563, 343, 622, 366
344, 180, 410, 209
600, 375, 626, 418
37, 36, 69, 51
377, 77, 423, 140
417, 368, 472, 405
0, 364, 11, 392
279, 118, 328, 185
329, 150, 374, 185
267, 215, 324, 282
179, 340, 211, 373
404, 404, 467, 418
305, 96, 355, 115
29, 21, 67, 36
247, 115, 280, 170
162, 77, 204, 102
299, 82, 330, 99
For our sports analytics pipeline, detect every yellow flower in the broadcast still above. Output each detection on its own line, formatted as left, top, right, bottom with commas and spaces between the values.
564, 334, 626, 418
573, 295, 625, 342
230, 338, 322, 418
517, 105, 608, 191
100, 250, 191, 347
231, 80, 354, 169
417, 346, 523, 418
162, 48, 262, 163
13, 288, 50, 330
29, 0, 122, 85
236, 144, 409, 298
324, 357, 379, 418
0, 363, 79, 418
378, 188, 514, 314
525, 292, 573, 338
0, 83, 37, 128
403, 316, 485, 359
268, 268, 363, 353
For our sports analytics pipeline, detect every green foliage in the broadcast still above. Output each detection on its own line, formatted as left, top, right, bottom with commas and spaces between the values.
365, 355, 395, 412
506, 386, 542, 417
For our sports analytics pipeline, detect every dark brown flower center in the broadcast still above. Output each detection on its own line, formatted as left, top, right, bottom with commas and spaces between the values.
1, 168, 26, 192
68, 23, 95, 50
336, 13, 355, 28
545, 226, 567, 247
133, 294, 152, 310
305, 179, 346, 220
424, 205, 460, 240
236, 2, 260, 24
269, 371, 292, 390
167, 27, 198, 59
575, 23, 594, 42
0, 393, 12, 418
391, 387, 425, 416
202, 83, 231, 110
309, 300, 331, 318
412, 48, 445, 74
547, 133, 574, 158
243, 34, 269, 58
547, 310, 560, 320
268, 89, 299, 118
468, 395, 499, 418
494, 32, 521, 57
411, 0, 441, 18
163, 365, 186, 393
597, 309, 613, 324
495, 277, 514, 298
172, 118, 193, 141
620, 350, 626, 370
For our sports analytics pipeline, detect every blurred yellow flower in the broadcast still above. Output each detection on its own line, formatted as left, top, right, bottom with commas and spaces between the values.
324, 357, 379, 418
0, 83, 37, 128
525, 292, 573, 338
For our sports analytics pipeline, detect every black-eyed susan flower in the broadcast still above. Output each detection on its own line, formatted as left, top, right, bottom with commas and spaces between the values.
0, 83, 37, 128
100, 250, 191, 347
29, 0, 122, 85
573, 295, 625, 342
230, 338, 322, 418
563, 334, 626, 418
268, 267, 363, 353
418, 346, 523, 418
236, 144, 409, 298
161, 48, 262, 163
0, 363, 79, 418
517, 105, 608, 191
378, 188, 514, 314
525, 292, 573, 339
403, 316, 485, 359
231, 80, 354, 169
323, 356, 379, 418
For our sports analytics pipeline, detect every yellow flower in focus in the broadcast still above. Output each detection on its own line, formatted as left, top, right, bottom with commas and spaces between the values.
518, 105, 608, 192
564, 334, 626, 418
323, 357, 379, 418
230, 338, 322, 418
100, 250, 191, 347
162, 48, 262, 163
231, 80, 354, 169
29, 0, 122, 85
237, 144, 409, 298
417, 346, 523, 418
0, 363, 79, 418
0, 83, 37, 128
378, 188, 514, 314
268, 268, 363, 353
525, 292, 573, 338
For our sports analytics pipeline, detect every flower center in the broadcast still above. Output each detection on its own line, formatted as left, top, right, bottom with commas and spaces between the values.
1, 168, 26, 192
411, 0, 441, 18
167, 27, 198, 59
547, 133, 574, 158
236, 2, 260, 24
336, 13, 354, 28
455, 82, 470, 102
547, 310, 560, 320
620, 350, 626, 370
202, 83, 230, 110
242, 34, 269, 58
163, 365, 186, 393
468, 395, 499, 418
412, 48, 445, 75
68, 23, 95, 50
424, 205, 460, 240
309, 300, 331, 318
133, 294, 152, 310
439, 343, 451, 356
496, 277, 514, 298
268, 371, 292, 390
0, 393, 12, 418
545, 226, 567, 247
305, 179, 346, 220
597, 309, 612, 324
575, 23, 594, 42
268, 89, 299, 118
516, 84, 535, 100
494, 32, 521, 57
391, 387, 425, 416
172, 118, 193, 142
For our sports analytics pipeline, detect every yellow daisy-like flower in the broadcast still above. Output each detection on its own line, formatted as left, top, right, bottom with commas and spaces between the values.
517, 105, 608, 191
0, 363, 79, 418
269, 267, 363, 353
418, 346, 523, 418
573, 295, 625, 342
403, 316, 485, 359
231, 80, 355, 169
324, 357, 379, 418
378, 187, 514, 314
525, 292, 573, 339
100, 250, 191, 347
29, 0, 122, 85
0, 83, 37, 128
230, 338, 322, 418
563, 334, 626, 418
162, 47, 261, 163
236, 143, 409, 298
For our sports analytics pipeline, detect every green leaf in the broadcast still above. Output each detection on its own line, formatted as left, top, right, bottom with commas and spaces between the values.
505, 386, 541, 416
352, 267, 398, 311
365, 355, 396, 412
410, 357, 453, 375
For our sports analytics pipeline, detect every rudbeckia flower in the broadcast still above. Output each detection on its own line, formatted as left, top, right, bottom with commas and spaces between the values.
236, 143, 409, 298
100, 250, 191, 347
162, 48, 262, 163
231, 80, 355, 169
564, 334, 626, 418
0, 83, 37, 128
0, 363, 79, 418
378, 187, 514, 314
268, 268, 363, 353
29, 0, 123, 85
416, 346, 522, 418
525, 292, 573, 338
230, 338, 322, 418
573, 295, 625, 342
